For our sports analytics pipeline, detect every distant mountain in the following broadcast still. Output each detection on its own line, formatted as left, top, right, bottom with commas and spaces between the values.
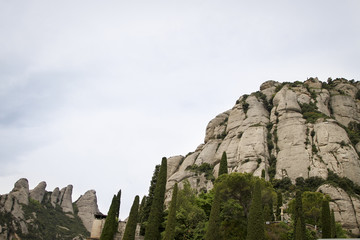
164, 78, 360, 234
0, 178, 99, 239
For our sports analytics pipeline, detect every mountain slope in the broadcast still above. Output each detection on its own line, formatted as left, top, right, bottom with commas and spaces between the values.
165, 77, 360, 234
0, 178, 99, 239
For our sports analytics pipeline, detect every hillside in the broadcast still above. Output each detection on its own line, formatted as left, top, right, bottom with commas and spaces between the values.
0, 178, 99, 239
164, 78, 360, 234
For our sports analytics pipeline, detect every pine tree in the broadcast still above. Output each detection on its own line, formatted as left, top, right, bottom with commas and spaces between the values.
140, 164, 161, 235
144, 157, 167, 240
205, 187, 221, 240
164, 183, 178, 240
246, 180, 264, 240
100, 192, 121, 240
321, 199, 331, 238
293, 191, 305, 240
331, 209, 336, 238
123, 195, 140, 240
218, 151, 228, 176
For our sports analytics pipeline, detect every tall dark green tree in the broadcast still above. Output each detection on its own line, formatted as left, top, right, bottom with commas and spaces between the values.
276, 191, 282, 221
100, 192, 121, 240
164, 183, 178, 240
246, 180, 264, 240
218, 151, 228, 176
138, 196, 146, 222
321, 199, 331, 238
123, 195, 140, 240
116, 190, 121, 219
293, 191, 305, 240
205, 187, 221, 240
140, 164, 161, 235
144, 157, 167, 240
331, 209, 336, 238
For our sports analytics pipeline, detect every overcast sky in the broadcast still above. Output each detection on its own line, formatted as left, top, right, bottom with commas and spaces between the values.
1, 0, 359, 219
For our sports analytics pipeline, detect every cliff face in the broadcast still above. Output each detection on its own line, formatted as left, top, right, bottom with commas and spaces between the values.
165, 78, 360, 234
0, 178, 99, 239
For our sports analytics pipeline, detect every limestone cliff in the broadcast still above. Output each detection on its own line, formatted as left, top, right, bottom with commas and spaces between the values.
0, 179, 99, 239
165, 78, 360, 233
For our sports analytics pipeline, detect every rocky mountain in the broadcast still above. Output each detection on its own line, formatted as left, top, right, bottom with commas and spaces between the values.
165, 78, 360, 234
0, 178, 99, 239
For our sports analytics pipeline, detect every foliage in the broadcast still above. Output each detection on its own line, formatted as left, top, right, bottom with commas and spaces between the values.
321, 199, 331, 238
138, 196, 146, 223
264, 222, 290, 240
299, 102, 328, 123
293, 191, 306, 240
164, 184, 178, 240
272, 177, 292, 191
205, 188, 221, 240
246, 180, 265, 240
173, 181, 207, 240
145, 157, 167, 240
330, 209, 336, 238
100, 193, 121, 240
123, 195, 140, 240
288, 191, 326, 227
218, 152, 228, 176
275, 191, 282, 221
253, 91, 273, 112
140, 164, 160, 235
268, 155, 277, 180
20, 201, 89, 239
346, 121, 360, 145
356, 90, 360, 100
186, 163, 215, 181
327, 170, 360, 195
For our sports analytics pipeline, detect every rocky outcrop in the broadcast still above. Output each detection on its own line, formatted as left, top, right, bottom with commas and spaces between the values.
75, 190, 100, 232
318, 184, 360, 235
59, 185, 74, 214
30, 181, 47, 203
165, 78, 360, 232
0, 179, 98, 238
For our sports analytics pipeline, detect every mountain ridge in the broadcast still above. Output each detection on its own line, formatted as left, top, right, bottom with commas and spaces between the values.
0, 178, 99, 239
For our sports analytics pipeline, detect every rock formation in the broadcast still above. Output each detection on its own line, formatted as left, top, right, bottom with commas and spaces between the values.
76, 190, 100, 232
29, 181, 47, 203
0, 179, 99, 239
165, 78, 360, 233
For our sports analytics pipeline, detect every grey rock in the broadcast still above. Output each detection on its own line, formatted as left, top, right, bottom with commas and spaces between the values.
51, 187, 60, 207
30, 181, 47, 203
76, 190, 99, 232
60, 185, 74, 213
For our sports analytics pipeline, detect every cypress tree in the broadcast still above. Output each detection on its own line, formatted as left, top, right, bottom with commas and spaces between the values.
293, 191, 305, 240
164, 183, 178, 240
140, 164, 161, 235
123, 195, 140, 240
276, 191, 282, 221
138, 196, 146, 223
144, 157, 167, 240
218, 151, 228, 176
331, 209, 336, 238
246, 180, 264, 240
100, 192, 121, 240
321, 199, 331, 238
116, 190, 121, 219
205, 187, 221, 240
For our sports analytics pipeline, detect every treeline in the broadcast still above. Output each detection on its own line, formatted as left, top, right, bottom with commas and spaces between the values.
101, 153, 349, 240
